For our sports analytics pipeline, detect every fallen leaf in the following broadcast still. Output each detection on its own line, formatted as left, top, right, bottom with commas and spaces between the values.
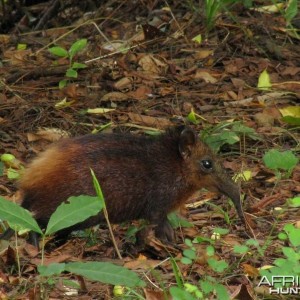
193, 70, 217, 83
128, 113, 172, 129
86, 108, 115, 114
101, 92, 129, 102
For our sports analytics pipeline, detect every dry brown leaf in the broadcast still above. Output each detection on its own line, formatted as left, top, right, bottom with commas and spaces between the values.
114, 77, 133, 90
127, 85, 152, 100
101, 91, 129, 102
242, 263, 260, 277
138, 54, 168, 75
193, 49, 214, 59
3, 49, 32, 65
27, 128, 69, 142
193, 70, 217, 83
128, 112, 172, 129
124, 258, 161, 270
144, 289, 167, 300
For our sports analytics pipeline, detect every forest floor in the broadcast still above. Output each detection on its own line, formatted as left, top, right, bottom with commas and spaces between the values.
0, 1, 299, 299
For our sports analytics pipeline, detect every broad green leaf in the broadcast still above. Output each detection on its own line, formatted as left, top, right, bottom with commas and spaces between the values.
7, 168, 20, 180
181, 257, 192, 265
279, 106, 300, 118
282, 116, 300, 125
280, 106, 300, 125
38, 263, 66, 276
284, 224, 300, 247
59, 79, 68, 89
183, 249, 197, 260
66, 68, 77, 78
263, 149, 298, 172
45, 195, 103, 235
72, 62, 87, 69
285, 0, 298, 23
169, 287, 197, 300
207, 258, 228, 272
206, 245, 215, 256
204, 131, 240, 152
65, 262, 145, 287
49, 46, 68, 57
69, 39, 87, 59
233, 245, 249, 254
0, 196, 42, 234
215, 284, 230, 300
257, 69, 272, 90
168, 212, 193, 228
287, 197, 300, 208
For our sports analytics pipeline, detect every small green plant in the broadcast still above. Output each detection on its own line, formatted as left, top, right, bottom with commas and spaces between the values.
49, 39, 88, 88
171, 228, 234, 300
263, 149, 298, 179
0, 153, 24, 180
200, 121, 260, 152
259, 222, 300, 288
0, 171, 145, 295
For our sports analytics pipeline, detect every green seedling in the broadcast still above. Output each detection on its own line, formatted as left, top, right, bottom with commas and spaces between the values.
200, 121, 260, 152
49, 39, 88, 88
0, 171, 145, 295
260, 223, 300, 288
0, 153, 24, 180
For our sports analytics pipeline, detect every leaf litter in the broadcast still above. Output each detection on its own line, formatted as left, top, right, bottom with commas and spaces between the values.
0, 1, 299, 299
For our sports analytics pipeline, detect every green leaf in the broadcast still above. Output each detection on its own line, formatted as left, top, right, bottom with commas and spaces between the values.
206, 245, 215, 256
90, 169, 106, 208
49, 46, 68, 57
257, 69, 272, 90
45, 195, 103, 236
170, 287, 197, 300
59, 79, 68, 89
183, 249, 197, 260
205, 131, 240, 152
168, 212, 193, 228
72, 62, 87, 69
263, 149, 298, 172
66, 68, 78, 78
285, 0, 298, 23
278, 232, 287, 240
69, 39, 87, 59
207, 258, 228, 272
282, 116, 300, 126
233, 245, 249, 254
283, 224, 300, 247
181, 257, 193, 265
192, 34, 202, 44
65, 262, 145, 287
187, 108, 199, 125
0, 196, 42, 234
245, 239, 259, 247
7, 168, 20, 180
287, 197, 300, 208
17, 44, 27, 50
38, 263, 66, 276
215, 284, 230, 300
213, 227, 229, 235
